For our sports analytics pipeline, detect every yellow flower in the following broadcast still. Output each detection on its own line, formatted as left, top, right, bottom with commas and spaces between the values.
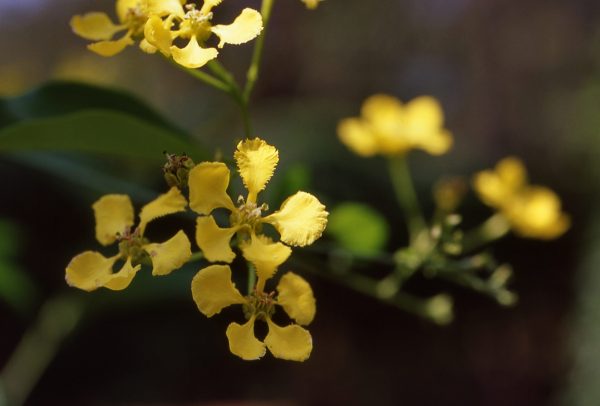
337, 94, 453, 157
70, 0, 185, 57
473, 157, 570, 239
191, 264, 315, 361
188, 138, 328, 290
65, 187, 192, 291
144, 0, 263, 68
301, 0, 324, 9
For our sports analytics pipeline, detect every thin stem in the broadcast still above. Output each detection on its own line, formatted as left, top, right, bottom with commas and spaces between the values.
388, 156, 428, 244
461, 213, 511, 253
187, 251, 204, 263
0, 295, 85, 406
246, 262, 257, 295
166, 57, 230, 93
243, 0, 276, 102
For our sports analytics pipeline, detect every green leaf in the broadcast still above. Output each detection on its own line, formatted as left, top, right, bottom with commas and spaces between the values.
0, 110, 207, 163
0, 80, 183, 135
327, 202, 389, 257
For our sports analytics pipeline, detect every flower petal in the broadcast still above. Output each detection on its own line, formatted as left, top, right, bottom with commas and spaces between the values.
200, 0, 223, 14
144, 15, 173, 55
337, 117, 379, 157
87, 33, 134, 57
116, 0, 141, 22
144, 230, 191, 276
504, 186, 570, 239
226, 317, 266, 361
240, 234, 291, 290
276, 272, 316, 326
474, 157, 527, 208
138, 187, 187, 234
71, 12, 125, 41
264, 191, 328, 246
188, 162, 235, 215
265, 319, 312, 361
211, 8, 263, 48
195, 216, 238, 263
301, 0, 323, 9
234, 138, 279, 202
170, 36, 218, 69
418, 129, 453, 156
65, 252, 140, 291
66, 251, 118, 292
93, 194, 135, 246
147, 0, 186, 18
191, 264, 245, 317
139, 38, 158, 53
361, 94, 404, 134
104, 257, 142, 290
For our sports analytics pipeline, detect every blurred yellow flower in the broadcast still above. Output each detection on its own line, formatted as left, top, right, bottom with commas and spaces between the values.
301, 0, 324, 9
70, 0, 185, 57
188, 138, 328, 290
144, 0, 263, 68
65, 187, 191, 291
473, 157, 570, 239
192, 264, 315, 361
337, 94, 453, 157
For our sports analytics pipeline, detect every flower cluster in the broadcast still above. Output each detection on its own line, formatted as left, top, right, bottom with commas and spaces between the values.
188, 138, 327, 361
473, 157, 570, 239
337, 94, 453, 157
71, 0, 263, 68
66, 138, 328, 361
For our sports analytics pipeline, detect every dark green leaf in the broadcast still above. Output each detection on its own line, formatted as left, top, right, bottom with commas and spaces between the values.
0, 110, 207, 163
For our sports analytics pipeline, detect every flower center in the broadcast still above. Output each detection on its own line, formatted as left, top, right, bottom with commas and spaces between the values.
180, 3, 213, 41
231, 196, 269, 230
243, 291, 276, 321
117, 227, 151, 265
125, 4, 149, 36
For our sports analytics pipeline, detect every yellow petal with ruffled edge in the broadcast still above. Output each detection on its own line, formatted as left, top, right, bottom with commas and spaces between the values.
240, 234, 291, 290
191, 264, 245, 317
211, 8, 263, 48
195, 216, 238, 263
171, 36, 218, 69
104, 257, 142, 290
71, 13, 125, 41
337, 118, 378, 157
188, 162, 235, 215
93, 194, 134, 246
88, 33, 134, 57
276, 272, 316, 326
144, 230, 191, 276
226, 317, 266, 361
144, 15, 173, 55
264, 191, 328, 247
265, 319, 312, 361
234, 138, 279, 203
504, 187, 570, 239
65, 252, 140, 291
138, 187, 187, 234
200, 0, 223, 14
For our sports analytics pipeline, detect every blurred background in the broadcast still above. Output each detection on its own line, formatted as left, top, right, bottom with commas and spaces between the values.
1, 0, 600, 404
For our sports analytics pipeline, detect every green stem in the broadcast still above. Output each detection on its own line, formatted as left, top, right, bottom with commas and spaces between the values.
246, 262, 257, 295
167, 57, 230, 93
243, 0, 276, 102
0, 295, 85, 406
388, 156, 428, 244
461, 213, 511, 253
187, 251, 204, 263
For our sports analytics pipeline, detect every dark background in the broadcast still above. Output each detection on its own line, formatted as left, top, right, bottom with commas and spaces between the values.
1, 0, 599, 404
